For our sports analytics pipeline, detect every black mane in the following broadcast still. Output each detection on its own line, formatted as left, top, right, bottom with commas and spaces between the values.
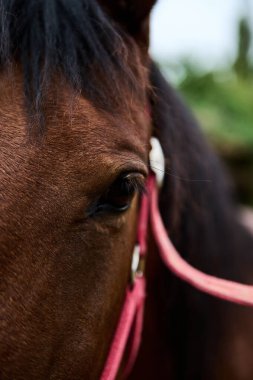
150, 63, 253, 378
0, 0, 138, 128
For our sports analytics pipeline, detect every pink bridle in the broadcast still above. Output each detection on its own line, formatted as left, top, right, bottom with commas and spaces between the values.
101, 172, 253, 380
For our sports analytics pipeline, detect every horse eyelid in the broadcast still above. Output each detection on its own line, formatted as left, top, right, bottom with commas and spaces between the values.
124, 174, 146, 196
86, 173, 146, 218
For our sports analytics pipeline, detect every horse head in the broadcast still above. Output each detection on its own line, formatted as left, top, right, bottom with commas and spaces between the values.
1, 1, 253, 380
0, 0, 156, 378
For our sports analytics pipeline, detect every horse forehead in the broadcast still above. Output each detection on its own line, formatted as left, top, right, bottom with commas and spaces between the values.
46, 55, 150, 158
0, 74, 149, 161
54, 85, 149, 157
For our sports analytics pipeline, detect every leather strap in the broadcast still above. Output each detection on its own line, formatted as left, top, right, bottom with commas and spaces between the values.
100, 172, 253, 380
148, 172, 253, 307
100, 188, 149, 380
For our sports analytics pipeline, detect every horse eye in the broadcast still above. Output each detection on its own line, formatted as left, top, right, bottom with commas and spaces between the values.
90, 173, 145, 216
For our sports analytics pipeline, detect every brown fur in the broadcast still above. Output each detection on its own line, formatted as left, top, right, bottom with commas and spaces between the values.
0, 61, 151, 379
1, 1, 253, 379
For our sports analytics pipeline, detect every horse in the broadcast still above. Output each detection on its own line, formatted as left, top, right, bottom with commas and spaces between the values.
1, 1, 253, 379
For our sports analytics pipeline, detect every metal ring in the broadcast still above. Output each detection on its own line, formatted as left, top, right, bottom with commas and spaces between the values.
130, 245, 144, 286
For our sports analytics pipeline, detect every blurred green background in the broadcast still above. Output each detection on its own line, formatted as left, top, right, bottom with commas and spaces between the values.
151, 2, 253, 206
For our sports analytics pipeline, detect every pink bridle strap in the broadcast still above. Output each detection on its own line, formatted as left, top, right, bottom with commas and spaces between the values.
148, 173, 253, 307
100, 277, 146, 380
100, 172, 253, 380
100, 192, 149, 380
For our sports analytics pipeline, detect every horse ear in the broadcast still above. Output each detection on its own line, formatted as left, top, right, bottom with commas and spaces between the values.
99, 0, 157, 48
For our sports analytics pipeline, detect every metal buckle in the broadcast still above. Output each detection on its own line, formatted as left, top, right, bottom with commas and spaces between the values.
130, 245, 145, 286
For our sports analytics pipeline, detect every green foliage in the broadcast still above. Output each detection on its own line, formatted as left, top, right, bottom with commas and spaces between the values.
179, 71, 253, 152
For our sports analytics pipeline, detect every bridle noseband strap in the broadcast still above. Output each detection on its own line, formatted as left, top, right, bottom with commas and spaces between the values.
100, 190, 149, 380
100, 277, 146, 380
101, 172, 253, 380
